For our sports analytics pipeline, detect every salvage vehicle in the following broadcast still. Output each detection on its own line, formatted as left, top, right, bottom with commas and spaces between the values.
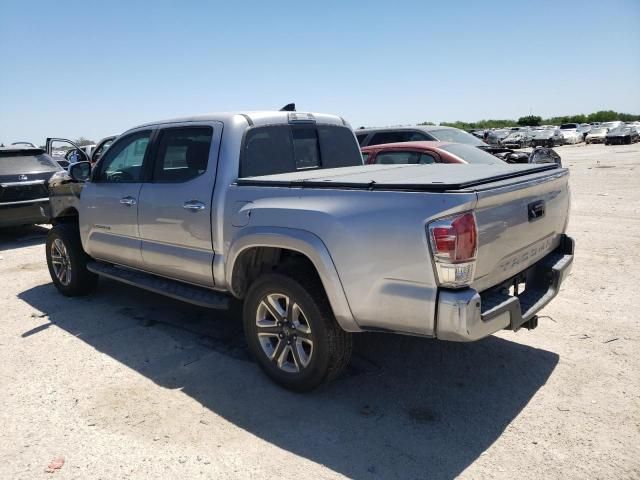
585, 126, 609, 144
45, 110, 574, 392
0, 146, 62, 227
605, 125, 639, 145
501, 129, 533, 149
362, 141, 504, 165
559, 123, 591, 144
485, 129, 511, 146
560, 129, 583, 145
530, 127, 564, 147
361, 141, 560, 167
356, 125, 486, 147
578, 124, 591, 139
356, 125, 532, 159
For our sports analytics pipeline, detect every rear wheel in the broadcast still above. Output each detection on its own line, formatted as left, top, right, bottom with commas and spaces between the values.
243, 271, 352, 392
46, 224, 98, 296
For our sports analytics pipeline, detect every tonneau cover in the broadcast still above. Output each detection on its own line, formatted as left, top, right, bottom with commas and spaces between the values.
236, 163, 560, 192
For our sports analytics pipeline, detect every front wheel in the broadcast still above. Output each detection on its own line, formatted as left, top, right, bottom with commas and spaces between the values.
243, 271, 352, 392
46, 223, 98, 296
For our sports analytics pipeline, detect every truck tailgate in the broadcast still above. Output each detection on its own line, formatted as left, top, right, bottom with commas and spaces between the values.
471, 168, 570, 292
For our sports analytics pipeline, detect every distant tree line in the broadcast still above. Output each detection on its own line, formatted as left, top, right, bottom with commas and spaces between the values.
423, 110, 640, 130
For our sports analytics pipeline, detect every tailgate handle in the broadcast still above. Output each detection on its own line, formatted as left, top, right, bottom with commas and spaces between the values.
528, 200, 545, 221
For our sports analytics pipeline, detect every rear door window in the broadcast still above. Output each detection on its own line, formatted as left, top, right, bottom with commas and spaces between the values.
153, 127, 213, 182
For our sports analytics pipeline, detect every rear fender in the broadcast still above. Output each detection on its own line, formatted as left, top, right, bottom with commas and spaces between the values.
224, 226, 360, 332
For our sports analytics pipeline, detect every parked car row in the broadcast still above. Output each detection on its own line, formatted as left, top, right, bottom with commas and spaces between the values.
356, 125, 559, 165
475, 121, 639, 148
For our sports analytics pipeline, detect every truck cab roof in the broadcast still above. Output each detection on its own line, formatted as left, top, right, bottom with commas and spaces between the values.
128, 111, 348, 133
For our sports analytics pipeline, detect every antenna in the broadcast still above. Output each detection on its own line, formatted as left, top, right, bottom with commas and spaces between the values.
280, 103, 296, 112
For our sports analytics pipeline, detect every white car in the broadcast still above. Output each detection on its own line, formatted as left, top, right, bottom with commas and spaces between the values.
561, 130, 583, 144
559, 123, 583, 144
585, 127, 608, 144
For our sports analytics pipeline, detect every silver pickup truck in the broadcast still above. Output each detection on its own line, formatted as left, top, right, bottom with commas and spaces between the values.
46, 110, 574, 391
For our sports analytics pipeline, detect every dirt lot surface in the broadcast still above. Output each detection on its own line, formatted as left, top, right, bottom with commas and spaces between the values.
1, 143, 639, 479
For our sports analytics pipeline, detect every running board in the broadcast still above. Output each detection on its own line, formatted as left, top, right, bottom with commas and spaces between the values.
86, 261, 230, 310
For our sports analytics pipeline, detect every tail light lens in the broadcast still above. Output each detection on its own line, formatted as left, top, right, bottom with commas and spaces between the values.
428, 212, 478, 288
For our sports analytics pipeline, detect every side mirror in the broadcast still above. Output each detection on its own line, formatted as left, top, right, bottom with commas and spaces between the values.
69, 161, 92, 182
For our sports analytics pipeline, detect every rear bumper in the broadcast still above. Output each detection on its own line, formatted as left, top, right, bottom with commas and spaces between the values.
0, 199, 50, 227
436, 234, 574, 342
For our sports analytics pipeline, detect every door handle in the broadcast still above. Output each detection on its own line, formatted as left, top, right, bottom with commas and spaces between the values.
120, 196, 137, 206
183, 200, 206, 211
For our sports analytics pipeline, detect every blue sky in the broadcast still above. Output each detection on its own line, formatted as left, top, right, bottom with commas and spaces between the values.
1, 0, 639, 145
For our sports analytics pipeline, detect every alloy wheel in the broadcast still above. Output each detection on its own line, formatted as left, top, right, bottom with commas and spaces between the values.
50, 238, 72, 286
255, 293, 314, 373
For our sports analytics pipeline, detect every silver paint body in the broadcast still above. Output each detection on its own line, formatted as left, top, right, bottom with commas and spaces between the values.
76, 111, 571, 339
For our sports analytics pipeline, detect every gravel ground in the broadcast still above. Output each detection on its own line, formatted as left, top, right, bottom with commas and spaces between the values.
1, 143, 639, 480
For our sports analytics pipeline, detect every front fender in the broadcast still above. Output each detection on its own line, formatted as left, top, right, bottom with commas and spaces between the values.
48, 170, 83, 219
224, 226, 360, 332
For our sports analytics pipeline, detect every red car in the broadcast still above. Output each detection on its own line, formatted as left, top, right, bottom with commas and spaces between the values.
361, 141, 504, 166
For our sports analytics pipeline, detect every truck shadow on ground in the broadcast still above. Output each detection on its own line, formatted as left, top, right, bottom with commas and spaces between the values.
0, 225, 48, 251
19, 279, 559, 480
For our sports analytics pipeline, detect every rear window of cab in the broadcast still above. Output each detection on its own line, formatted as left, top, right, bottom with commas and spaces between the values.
240, 125, 363, 178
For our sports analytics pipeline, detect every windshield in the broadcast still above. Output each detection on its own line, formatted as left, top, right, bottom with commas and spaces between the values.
440, 144, 504, 165
560, 124, 578, 130
0, 150, 61, 175
429, 128, 486, 146
602, 122, 620, 129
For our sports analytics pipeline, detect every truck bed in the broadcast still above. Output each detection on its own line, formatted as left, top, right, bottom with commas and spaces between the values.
235, 163, 561, 192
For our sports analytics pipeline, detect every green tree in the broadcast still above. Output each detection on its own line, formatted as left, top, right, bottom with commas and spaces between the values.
517, 115, 542, 126
418, 121, 436, 126
586, 110, 619, 123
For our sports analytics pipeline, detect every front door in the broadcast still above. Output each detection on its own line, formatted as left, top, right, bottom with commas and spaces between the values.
137, 123, 221, 287
79, 129, 152, 268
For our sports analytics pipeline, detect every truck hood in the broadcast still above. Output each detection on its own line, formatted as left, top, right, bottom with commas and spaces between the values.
237, 163, 560, 192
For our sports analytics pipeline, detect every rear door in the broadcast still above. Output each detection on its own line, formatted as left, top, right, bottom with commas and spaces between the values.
79, 129, 153, 268
137, 122, 222, 287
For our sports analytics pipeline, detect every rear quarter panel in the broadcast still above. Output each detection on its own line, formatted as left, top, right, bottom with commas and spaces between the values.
224, 185, 477, 335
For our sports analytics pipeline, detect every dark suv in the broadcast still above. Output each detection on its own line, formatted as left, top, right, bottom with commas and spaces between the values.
0, 147, 62, 227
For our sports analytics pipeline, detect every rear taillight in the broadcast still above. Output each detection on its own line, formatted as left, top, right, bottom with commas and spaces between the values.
428, 212, 478, 288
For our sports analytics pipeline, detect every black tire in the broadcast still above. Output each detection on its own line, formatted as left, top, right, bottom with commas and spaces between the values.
243, 270, 352, 392
46, 223, 98, 296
